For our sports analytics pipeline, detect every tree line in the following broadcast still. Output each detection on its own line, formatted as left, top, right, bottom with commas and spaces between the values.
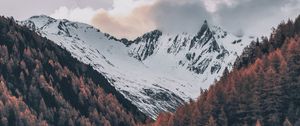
151, 15, 300, 126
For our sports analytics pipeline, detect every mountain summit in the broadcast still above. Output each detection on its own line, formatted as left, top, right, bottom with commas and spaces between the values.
152, 15, 300, 126
20, 15, 253, 118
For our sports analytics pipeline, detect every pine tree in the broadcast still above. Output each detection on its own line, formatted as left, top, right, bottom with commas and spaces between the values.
218, 107, 228, 126
206, 116, 217, 126
283, 118, 293, 126
255, 120, 262, 126
220, 67, 229, 81
294, 119, 300, 126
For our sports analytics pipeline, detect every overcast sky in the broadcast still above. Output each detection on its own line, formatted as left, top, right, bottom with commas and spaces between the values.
1, 0, 300, 39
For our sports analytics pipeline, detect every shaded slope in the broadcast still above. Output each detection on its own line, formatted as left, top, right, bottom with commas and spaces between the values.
0, 16, 146, 126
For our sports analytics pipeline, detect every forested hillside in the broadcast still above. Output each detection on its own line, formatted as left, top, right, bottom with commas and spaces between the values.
0, 16, 146, 126
152, 15, 300, 126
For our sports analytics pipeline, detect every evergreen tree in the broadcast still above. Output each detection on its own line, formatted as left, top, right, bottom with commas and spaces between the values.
218, 108, 228, 126
255, 120, 262, 126
283, 118, 293, 126
206, 116, 217, 126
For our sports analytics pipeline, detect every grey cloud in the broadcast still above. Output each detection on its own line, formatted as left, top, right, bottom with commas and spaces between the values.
150, 0, 212, 34
92, 0, 300, 39
147, 0, 300, 37
2, 0, 299, 39
215, 0, 300, 36
91, 0, 213, 39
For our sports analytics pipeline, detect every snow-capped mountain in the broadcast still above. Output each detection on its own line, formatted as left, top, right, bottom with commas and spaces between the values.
19, 15, 252, 119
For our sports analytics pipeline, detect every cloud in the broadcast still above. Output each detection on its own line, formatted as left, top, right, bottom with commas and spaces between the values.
91, 0, 212, 39
92, 5, 156, 39
90, 0, 156, 39
50, 6, 98, 24
48, 0, 300, 39
201, 0, 239, 13
0, 0, 112, 20
214, 0, 300, 36
150, 0, 211, 34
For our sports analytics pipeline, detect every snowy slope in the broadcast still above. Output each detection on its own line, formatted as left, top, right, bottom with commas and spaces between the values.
20, 15, 252, 119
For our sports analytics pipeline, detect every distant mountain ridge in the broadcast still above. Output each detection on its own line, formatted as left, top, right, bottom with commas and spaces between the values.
20, 15, 253, 118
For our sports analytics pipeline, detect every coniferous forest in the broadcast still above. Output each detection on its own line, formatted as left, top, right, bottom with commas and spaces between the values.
151, 15, 300, 126
0, 16, 146, 126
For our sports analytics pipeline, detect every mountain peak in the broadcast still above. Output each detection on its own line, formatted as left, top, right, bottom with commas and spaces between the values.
133, 29, 162, 45
137, 30, 162, 40
204, 19, 208, 24
129, 29, 162, 61
199, 20, 210, 33
189, 20, 213, 50
29, 15, 54, 20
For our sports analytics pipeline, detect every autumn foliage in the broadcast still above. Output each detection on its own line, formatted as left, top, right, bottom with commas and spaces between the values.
0, 16, 146, 126
152, 15, 300, 126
